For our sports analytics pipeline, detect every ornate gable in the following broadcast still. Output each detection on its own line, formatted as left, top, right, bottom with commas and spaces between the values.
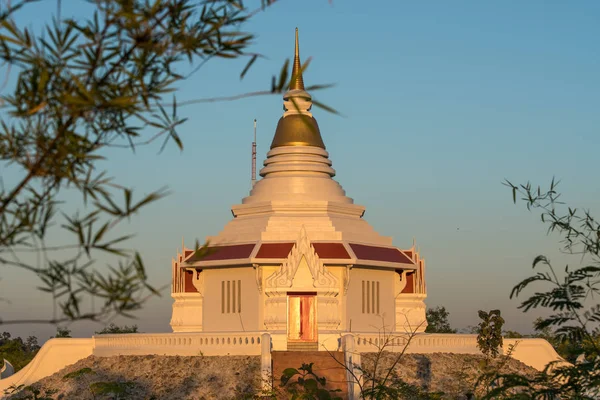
265, 227, 338, 294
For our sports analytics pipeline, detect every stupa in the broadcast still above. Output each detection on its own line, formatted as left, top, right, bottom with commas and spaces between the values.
0, 31, 562, 397
170, 29, 427, 350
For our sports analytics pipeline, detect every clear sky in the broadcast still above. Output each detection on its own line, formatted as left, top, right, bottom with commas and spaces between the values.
1, 0, 600, 341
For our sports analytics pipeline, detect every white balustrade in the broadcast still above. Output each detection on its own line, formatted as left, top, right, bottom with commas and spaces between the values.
353, 333, 480, 354
93, 332, 264, 357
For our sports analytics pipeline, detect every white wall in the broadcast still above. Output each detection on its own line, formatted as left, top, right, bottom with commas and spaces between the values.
202, 267, 260, 332
504, 338, 570, 371
0, 338, 94, 394
346, 268, 395, 332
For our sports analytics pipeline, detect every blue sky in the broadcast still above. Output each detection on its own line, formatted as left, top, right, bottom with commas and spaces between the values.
2, 0, 600, 340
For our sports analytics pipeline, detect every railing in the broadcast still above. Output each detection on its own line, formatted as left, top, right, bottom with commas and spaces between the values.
93, 332, 264, 357
350, 332, 566, 372
352, 332, 480, 354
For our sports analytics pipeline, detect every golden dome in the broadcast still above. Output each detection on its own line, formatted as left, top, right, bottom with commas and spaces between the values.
270, 115, 325, 149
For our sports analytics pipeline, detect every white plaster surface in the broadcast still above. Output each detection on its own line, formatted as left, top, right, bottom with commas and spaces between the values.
201, 267, 260, 332
207, 145, 394, 246
0, 338, 93, 394
503, 338, 571, 371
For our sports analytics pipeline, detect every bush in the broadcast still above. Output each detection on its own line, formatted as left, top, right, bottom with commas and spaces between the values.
0, 332, 39, 372
94, 324, 138, 335
476, 310, 504, 360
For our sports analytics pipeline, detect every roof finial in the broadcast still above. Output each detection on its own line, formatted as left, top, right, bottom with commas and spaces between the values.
290, 27, 305, 91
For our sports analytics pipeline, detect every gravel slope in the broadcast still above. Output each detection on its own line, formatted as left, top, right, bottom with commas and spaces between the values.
4, 353, 538, 399
4, 355, 261, 400
361, 352, 539, 398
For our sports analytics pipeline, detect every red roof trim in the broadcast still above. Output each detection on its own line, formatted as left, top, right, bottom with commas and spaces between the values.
312, 243, 351, 259
349, 243, 413, 264
256, 243, 294, 258
195, 243, 256, 262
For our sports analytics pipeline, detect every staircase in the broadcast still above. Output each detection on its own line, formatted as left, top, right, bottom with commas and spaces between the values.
286, 341, 319, 351
271, 351, 348, 400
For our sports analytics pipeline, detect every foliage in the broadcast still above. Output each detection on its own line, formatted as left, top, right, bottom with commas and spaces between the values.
352, 325, 422, 399
529, 317, 600, 363
89, 381, 136, 396
474, 342, 526, 398
425, 306, 456, 334
502, 330, 524, 339
0, 0, 336, 328
279, 362, 342, 400
59, 365, 135, 399
2, 385, 57, 400
62, 367, 95, 380
361, 375, 444, 400
480, 179, 600, 398
0, 331, 39, 372
52, 326, 71, 338
476, 309, 505, 360
94, 323, 138, 334
320, 321, 450, 399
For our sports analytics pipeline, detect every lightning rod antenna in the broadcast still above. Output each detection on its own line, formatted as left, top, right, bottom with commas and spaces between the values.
251, 119, 257, 188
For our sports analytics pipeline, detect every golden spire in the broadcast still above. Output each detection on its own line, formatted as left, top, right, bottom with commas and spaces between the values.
290, 27, 305, 91
270, 28, 325, 150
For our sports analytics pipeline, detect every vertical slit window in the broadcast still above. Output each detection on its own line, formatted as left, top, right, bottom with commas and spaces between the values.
227, 280, 231, 313
221, 281, 225, 313
366, 280, 370, 314
376, 281, 380, 314
238, 280, 242, 312
362, 281, 365, 313
232, 280, 236, 314
371, 281, 375, 313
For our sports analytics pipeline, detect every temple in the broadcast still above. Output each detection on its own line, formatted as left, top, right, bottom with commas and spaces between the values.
0, 30, 565, 397
170, 29, 427, 350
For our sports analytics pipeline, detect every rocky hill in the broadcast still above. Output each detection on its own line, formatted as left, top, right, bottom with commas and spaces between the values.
3, 353, 538, 399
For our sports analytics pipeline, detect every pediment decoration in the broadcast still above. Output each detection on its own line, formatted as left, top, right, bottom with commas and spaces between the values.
253, 264, 263, 293
189, 268, 204, 296
394, 270, 407, 296
265, 227, 338, 292
343, 265, 352, 295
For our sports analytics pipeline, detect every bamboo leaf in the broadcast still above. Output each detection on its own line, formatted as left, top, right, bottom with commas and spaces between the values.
240, 54, 258, 80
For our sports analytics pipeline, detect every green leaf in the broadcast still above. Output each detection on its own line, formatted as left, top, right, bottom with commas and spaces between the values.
282, 368, 299, 378
316, 388, 332, 400
240, 54, 258, 80
276, 59, 290, 92
532, 255, 549, 268
90, 381, 134, 395
304, 378, 318, 391
63, 368, 95, 380
311, 99, 341, 116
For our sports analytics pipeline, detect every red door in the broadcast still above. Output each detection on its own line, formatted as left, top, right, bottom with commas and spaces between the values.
287, 293, 317, 342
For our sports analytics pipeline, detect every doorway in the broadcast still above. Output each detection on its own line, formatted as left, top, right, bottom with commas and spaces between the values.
287, 292, 317, 343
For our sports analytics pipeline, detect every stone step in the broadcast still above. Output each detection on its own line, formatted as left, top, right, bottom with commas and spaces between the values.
271, 351, 348, 400
287, 341, 319, 351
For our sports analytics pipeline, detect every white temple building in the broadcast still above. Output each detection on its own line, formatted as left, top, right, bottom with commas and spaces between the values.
170, 29, 428, 351
0, 30, 567, 396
